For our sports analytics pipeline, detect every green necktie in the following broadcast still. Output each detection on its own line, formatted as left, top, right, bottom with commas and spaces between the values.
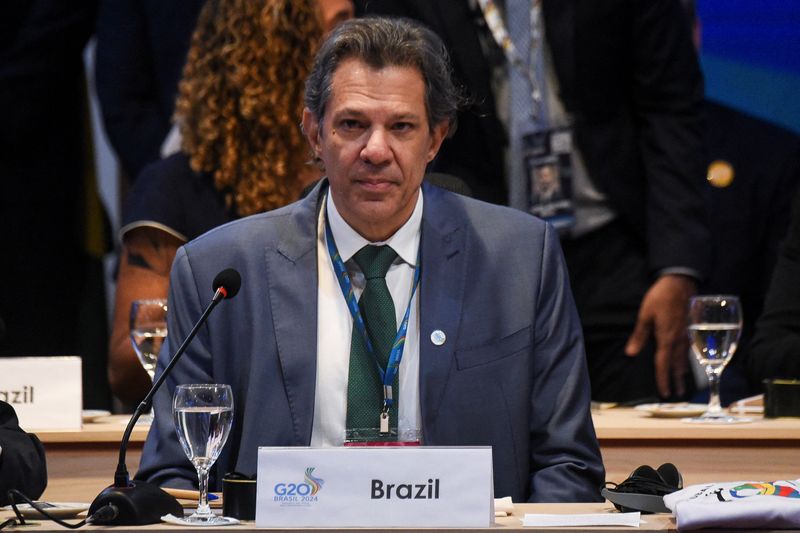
346, 245, 399, 441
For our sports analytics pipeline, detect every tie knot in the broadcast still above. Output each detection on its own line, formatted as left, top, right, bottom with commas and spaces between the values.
354, 245, 397, 279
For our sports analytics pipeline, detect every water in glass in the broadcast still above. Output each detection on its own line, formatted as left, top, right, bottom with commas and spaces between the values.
175, 405, 233, 470
129, 299, 168, 381
130, 326, 167, 380
688, 323, 740, 370
172, 384, 236, 525
685, 295, 748, 424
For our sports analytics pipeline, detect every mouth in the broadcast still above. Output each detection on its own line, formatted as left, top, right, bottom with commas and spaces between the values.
354, 178, 396, 193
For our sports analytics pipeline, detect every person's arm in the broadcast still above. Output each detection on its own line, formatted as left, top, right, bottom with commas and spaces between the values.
0, 402, 47, 505
108, 227, 182, 404
95, 0, 171, 179
624, 0, 709, 398
135, 246, 217, 488
528, 224, 605, 502
747, 189, 800, 383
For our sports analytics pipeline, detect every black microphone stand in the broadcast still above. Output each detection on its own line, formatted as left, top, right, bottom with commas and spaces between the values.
88, 287, 229, 525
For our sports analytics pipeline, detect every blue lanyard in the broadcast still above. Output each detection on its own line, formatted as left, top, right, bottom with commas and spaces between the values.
324, 214, 420, 410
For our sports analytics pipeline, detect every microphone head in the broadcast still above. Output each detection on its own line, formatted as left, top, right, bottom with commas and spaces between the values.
212, 268, 242, 299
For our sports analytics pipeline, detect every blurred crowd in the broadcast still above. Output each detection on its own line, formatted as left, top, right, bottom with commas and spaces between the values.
1, 0, 799, 411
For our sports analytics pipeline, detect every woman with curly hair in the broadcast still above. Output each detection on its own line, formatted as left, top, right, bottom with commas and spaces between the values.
108, 0, 354, 404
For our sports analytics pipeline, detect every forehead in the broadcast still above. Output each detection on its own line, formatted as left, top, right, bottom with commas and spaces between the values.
326, 58, 427, 121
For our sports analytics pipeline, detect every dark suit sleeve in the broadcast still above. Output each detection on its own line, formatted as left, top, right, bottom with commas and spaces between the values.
135, 246, 214, 488
0, 402, 47, 505
528, 224, 605, 502
631, 0, 710, 275
95, 0, 171, 180
747, 188, 800, 383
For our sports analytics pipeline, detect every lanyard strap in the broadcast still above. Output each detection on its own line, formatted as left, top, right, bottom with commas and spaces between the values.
476, 0, 544, 119
324, 215, 420, 409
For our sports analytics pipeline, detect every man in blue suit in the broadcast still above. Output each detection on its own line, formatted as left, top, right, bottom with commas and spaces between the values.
137, 16, 604, 503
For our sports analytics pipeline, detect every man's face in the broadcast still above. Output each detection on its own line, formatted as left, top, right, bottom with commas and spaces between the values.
537, 165, 556, 187
303, 58, 449, 241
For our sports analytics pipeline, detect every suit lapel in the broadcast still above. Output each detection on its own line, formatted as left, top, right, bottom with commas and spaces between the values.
418, 185, 467, 433
264, 183, 325, 445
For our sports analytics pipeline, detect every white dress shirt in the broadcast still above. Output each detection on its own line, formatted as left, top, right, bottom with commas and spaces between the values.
311, 189, 422, 446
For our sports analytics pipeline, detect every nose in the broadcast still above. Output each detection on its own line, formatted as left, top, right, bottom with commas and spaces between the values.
360, 128, 391, 166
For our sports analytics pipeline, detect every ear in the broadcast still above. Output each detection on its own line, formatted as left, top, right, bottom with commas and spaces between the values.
426, 120, 450, 162
302, 108, 322, 157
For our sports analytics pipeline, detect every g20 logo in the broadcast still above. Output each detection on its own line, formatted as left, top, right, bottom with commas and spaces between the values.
273, 467, 324, 500
274, 482, 313, 496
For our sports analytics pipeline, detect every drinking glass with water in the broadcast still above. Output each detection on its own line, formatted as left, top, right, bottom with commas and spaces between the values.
173, 383, 236, 525
686, 295, 747, 424
130, 298, 168, 381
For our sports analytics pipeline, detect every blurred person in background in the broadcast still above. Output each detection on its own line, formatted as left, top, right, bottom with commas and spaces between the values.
744, 187, 800, 386
94, 1, 206, 182
677, 0, 800, 402
107, 0, 354, 405
1, 3, 112, 410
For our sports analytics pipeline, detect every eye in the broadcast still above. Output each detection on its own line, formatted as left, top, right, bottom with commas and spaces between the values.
392, 121, 414, 132
338, 119, 364, 130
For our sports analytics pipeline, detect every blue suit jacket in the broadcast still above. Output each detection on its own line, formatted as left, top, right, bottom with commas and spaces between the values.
136, 181, 604, 502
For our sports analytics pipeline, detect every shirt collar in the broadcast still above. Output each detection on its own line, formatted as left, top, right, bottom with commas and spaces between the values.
326, 188, 423, 267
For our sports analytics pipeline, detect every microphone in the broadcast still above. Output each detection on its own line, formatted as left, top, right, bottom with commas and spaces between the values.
88, 268, 242, 525
212, 268, 242, 300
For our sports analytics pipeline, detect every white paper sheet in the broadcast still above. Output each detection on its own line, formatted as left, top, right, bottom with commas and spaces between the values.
523, 512, 640, 527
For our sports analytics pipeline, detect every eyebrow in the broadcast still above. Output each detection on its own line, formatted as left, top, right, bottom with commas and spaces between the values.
333, 108, 422, 122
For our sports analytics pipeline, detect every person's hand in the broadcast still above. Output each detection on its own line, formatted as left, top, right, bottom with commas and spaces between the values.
625, 274, 697, 398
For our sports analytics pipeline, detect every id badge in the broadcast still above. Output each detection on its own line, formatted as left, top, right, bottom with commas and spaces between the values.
522, 126, 576, 230
343, 427, 421, 447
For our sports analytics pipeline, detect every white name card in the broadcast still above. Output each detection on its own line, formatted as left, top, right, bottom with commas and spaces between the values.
256, 446, 494, 528
0, 357, 82, 430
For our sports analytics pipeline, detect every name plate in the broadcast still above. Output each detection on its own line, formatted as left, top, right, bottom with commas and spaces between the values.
0, 357, 82, 430
256, 446, 493, 528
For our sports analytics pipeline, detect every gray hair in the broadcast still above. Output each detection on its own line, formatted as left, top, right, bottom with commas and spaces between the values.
304, 16, 461, 136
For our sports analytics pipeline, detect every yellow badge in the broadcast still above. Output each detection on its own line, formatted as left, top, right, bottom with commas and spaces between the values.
707, 160, 734, 188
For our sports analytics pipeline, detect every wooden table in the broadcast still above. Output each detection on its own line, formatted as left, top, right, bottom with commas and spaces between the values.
4, 502, 800, 532
34, 409, 800, 503
593, 407, 800, 486
36, 415, 147, 503
0, 503, 670, 532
